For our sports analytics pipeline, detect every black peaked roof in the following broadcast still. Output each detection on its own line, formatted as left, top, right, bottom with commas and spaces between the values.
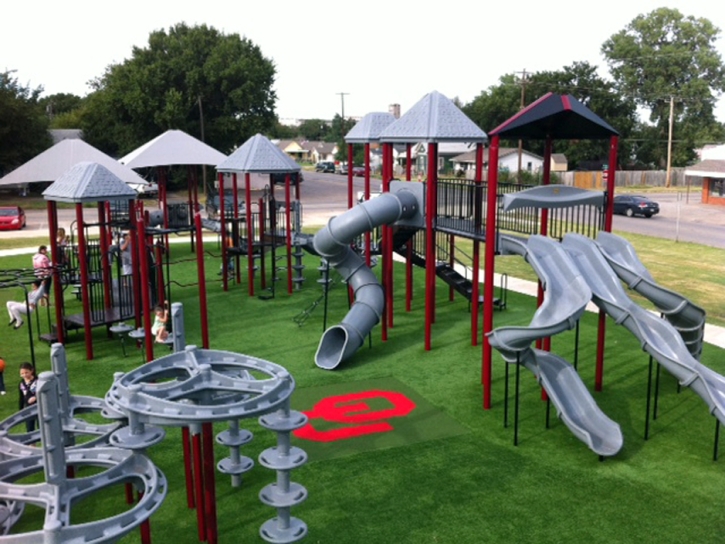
488, 93, 619, 140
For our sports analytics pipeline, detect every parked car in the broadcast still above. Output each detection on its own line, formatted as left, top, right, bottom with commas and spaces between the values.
337, 163, 348, 175
351, 166, 368, 177
127, 181, 159, 198
315, 161, 335, 173
271, 172, 304, 185
612, 195, 660, 218
0, 206, 26, 230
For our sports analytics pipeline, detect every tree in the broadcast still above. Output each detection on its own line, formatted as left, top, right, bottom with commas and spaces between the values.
39, 93, 83, 118
0, 70, 52, 176
297, 118, 331, 141
602, 8, 725, 168
81, 23, 277, 157
462, 74, 521, 135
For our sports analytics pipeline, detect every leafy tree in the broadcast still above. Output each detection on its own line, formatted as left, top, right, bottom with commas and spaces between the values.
0, 70, 52, 175
602, 8, 725, 169
269, 120, 299, 140
462, 74, 521, 135
81, 23, 277, 157
297, 118, 331, 141
39, 93, 83, 118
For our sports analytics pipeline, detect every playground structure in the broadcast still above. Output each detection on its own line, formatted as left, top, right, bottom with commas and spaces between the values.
0, 305, 308, 544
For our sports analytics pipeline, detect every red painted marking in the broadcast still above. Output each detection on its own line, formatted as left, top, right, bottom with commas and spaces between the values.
294, 390, 416, 443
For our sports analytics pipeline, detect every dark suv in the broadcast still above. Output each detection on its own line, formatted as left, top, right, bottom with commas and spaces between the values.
270, 172, 304, 185
315, 161, 335, 173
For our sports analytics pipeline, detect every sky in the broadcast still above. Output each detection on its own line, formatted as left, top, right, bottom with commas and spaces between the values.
3, 0, 725, 125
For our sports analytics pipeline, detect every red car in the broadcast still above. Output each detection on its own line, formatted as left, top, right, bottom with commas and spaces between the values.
0, 206, 26, 230
352, 166, 369, 177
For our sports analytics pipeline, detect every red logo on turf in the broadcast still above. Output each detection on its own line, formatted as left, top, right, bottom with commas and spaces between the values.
293, 390, 416, 442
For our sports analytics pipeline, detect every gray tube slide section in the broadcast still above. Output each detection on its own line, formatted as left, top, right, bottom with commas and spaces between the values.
595, 232, 706, 359
562, 233, 725, 427
313, 190, 419, 370
488, 235, 623, 456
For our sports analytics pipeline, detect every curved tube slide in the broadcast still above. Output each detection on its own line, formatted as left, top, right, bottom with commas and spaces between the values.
488, 235, 623, 456
313, 190, 420, 369
595, 232, 706, 358
563, 233, 725, 428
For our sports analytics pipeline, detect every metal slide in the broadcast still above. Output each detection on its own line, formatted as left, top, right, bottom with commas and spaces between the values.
562, 233, 725, 427
488, 235, 623, 456
312, 182, 423, 370
595, 232, 706, 359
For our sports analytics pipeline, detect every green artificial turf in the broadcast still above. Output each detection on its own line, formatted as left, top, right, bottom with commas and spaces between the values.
1, 243, 725, 543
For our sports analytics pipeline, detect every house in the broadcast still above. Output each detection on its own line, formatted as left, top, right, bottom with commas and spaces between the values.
274, 140, 308, 162
551, 153, 568, 172
300, 141, 338, 164
411, 142, 475, 174
449, 147, 546, 179
685, 143, 725, 206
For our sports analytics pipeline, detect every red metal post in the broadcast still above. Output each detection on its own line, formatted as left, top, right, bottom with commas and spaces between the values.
232, 173, 241, 285
406, 144, 412, 181
202, 422, 218, 544
191, 427, 206, 541
424, 143, 438, 350
482, 136, 500, 409
245, 172, 254, 296
285, 175, 293, 294
75, 204, 93, 360
219, 173, 228, 292
382, 143, 394, 329
137, 209, 154, 363
471, 143, 484, 346
130, 203, 142, 328
46, 201, 64, 344
194, 213, 210, 349
97, 203, 112, 313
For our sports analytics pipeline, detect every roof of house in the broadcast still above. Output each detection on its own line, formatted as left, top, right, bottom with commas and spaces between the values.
119, 130, 227, 168
551, 153, 568, 165
685, 159, 725, 179
450, 147, 540, 163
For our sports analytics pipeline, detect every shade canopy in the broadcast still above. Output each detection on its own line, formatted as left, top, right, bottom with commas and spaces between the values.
217, 133, 300, 174
488, 93, 619, 140
119, 129, 227, 169
0, 139, 148, 187
345, 112, 397, 144
43, 162, 138, 203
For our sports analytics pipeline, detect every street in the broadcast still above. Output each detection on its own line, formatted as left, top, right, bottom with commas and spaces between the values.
13, 175, 725, 249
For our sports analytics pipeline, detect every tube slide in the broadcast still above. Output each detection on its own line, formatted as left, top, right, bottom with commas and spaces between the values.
313, 189, 420, 369
595, 232, 706, 359
488, 235, 623, 456
562, 233, 725, 427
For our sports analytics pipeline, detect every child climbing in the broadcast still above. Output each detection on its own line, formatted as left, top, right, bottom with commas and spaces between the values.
151, 300, 169, 343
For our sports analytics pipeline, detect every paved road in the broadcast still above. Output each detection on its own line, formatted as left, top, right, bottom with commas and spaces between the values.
9, 176, 725, 249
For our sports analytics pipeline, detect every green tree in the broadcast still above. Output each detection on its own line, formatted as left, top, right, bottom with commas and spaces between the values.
297, 118, 331, 141
462, 74, 521, 135
39, 93, 83, 118
602, 8, 725, 169
0, 70, 52, 175
81, 23, 277, 157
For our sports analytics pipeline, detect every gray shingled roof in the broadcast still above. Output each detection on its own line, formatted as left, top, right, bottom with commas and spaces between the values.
345, 112, 397, 143
216, 133, 300, 173
43, 162, 138, 203
685, 159, 725, 179
379, 91, 488, 144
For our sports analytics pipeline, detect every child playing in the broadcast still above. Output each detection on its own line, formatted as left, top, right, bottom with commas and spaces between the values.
18, 362, 38, 432
151, 301, 169, 343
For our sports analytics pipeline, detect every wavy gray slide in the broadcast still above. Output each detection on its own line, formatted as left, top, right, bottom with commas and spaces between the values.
488, 235, 623, 456
313, 188, 420, 369
595, 231, 706, 359
562, 233, 725, 427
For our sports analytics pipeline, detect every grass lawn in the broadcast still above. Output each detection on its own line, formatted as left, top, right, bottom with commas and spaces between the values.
0, 239, 725, 543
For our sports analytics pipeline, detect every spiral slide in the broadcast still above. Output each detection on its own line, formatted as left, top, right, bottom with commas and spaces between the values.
488, 235, 623, 456
312, 182, 424, 370
562, 233, 725, 428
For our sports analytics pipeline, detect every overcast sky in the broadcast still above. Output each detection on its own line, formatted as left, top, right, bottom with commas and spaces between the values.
4, 0, 724, 125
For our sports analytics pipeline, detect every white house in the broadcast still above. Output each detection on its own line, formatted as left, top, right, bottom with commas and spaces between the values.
450, 147, 545, 178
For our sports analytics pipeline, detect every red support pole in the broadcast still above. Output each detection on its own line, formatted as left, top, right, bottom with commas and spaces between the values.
202, 422, 218, 544
471, 143, 484, 346
137, 209, 154, 363
406, 144, 412, 181
382, 143, 394, 329
75, 204, 93, 360
245, 173, 254, 296
232, 173, 241, 285
130, 202, 142, 329
98, 203, 112, 312
482, 136, 500, 409
285, 175, 293, 294
191, 427, 207, 541
424, 143, 437, 351
47, 201, 65, 344
194, 213, 210, 349
219, 173, 228, 292
182, 426, 196, 509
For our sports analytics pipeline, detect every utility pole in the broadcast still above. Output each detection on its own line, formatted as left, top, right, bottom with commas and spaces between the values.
337, 92, 349, 133
515, 70, 529, 182
665, 95, 674, 188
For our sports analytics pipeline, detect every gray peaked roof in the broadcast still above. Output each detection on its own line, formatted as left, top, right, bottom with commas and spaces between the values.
217, 134, 300, 174
119, 129, 227, 168
0, 139, 148, 187
43, 161, 138, 203
345, 112, 397, 143
379, 91, 488, 143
